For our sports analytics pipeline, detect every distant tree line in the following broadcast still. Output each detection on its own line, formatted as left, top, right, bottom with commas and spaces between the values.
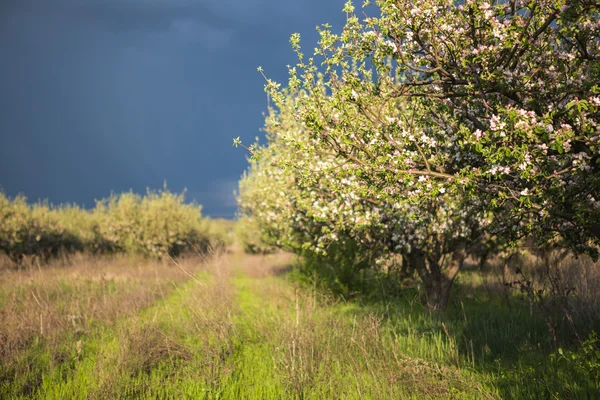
0, 188, 222, 265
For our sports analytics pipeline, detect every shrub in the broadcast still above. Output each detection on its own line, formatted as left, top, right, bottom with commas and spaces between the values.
0, 194, 82, 264
233, 216, 275, 254
95, 189, 210, 258
0, 188, 214, 264
203, 218, 236, 248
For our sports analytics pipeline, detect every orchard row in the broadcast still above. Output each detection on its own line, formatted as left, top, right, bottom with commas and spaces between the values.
0, 189, 220, 264
237, 0, 600, 309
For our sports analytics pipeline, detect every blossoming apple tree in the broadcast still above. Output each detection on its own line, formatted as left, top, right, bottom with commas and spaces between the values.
240, 87, 489, 310
238, 0, 600, 309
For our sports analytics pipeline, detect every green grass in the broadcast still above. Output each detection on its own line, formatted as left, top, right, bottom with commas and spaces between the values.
1, 252, 598, 399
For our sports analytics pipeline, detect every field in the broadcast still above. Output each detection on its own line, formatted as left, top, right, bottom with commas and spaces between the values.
1, 249, 598, 399
2, 0, 599, 398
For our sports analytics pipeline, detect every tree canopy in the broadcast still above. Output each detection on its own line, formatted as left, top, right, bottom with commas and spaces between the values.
238, 0, 600, 309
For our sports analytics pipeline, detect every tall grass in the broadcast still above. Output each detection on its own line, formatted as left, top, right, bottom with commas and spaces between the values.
246, 252, 600, 399
0, 253, 208, 397
1, 249, 598, 399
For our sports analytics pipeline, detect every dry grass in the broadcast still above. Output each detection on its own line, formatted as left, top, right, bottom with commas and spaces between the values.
117, 323, 193, 376
1, 248, 597, 399
464, 249, 600, 313
92, 250, 237, 398
237, 251, 295, 278
0, 252, 207, 394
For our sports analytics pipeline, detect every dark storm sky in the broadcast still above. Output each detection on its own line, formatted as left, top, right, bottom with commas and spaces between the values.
0, 0, 346, 218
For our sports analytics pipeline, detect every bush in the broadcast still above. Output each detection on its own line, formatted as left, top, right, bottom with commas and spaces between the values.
95, 189, 210, 258
551, 333, 600, 389
0, 188, 215, 265
203, 218, 236, 249
0, 194, 83, 264
234, 217, 275, 254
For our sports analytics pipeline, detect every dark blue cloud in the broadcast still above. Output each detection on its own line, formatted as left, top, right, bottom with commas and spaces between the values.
0, 0, 347, 217
4, 0, 228, 31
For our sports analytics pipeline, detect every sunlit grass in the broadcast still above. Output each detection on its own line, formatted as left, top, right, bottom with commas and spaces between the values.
0, 251, 598, 399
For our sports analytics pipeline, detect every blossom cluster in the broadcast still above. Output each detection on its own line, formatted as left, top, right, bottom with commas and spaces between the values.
238, 0, 600, 295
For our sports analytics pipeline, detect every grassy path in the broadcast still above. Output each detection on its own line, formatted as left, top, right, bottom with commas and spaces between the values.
228, 253, 497, 399
15, 251, 590, 398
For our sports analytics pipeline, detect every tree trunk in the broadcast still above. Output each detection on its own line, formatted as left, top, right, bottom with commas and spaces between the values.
399, 254, 414, 278
408, 243, 467, 311
423, 275, 454, 311
591, 223, 600, 244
